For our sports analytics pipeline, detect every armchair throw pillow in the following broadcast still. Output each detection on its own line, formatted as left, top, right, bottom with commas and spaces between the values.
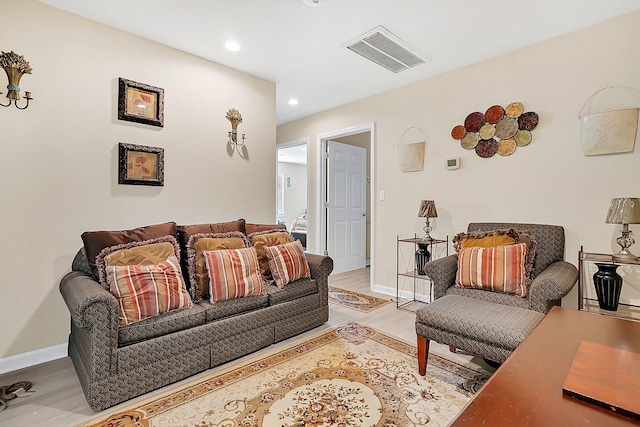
455, 243, 528, 297
453, 228, 537, 281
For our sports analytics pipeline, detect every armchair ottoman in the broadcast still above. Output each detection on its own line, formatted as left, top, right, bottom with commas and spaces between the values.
415, 222, 578, 374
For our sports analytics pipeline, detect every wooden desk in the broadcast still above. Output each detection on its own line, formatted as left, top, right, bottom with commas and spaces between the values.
449, 306, 640, 426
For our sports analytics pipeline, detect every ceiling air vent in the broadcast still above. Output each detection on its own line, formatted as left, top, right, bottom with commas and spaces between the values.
343, 26, 426, 73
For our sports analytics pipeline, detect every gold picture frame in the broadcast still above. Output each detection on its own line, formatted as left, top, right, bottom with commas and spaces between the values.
118, 143, 164, 186
118, 78, 164, 127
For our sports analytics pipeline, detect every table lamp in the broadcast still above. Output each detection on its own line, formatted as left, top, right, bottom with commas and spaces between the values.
418, 200, 438, 239
606, 197, 640, 260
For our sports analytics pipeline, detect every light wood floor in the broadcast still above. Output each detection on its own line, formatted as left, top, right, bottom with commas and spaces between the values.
0, 268, 493, 426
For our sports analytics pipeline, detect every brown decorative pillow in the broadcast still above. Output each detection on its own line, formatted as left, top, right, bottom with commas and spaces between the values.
248, 229, 294, 279
453, 228, 537, 281
186, 231, 249, 301
82, 222, 177, 280
177, 219, 246, 248
245, 222, 286, 236
96, 236, 181, 289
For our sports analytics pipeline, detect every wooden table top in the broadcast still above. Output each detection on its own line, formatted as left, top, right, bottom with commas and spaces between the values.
449, 306, 640, 426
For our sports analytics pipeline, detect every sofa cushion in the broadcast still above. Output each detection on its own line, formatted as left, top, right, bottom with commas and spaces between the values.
81, 221, 177, 280
248, 230, 294, 279
245, 222, 286, 235
199, 295, 269, 322
186, 231, 249, 301
177, 219, 246, 248
265, 240, 311, 288
118, 304, 206, 345
204, 246, 266, 303
106, 255, 193, 326
455, 243, 527, 297
95, 236, 180, 289
265, 278, 318, 305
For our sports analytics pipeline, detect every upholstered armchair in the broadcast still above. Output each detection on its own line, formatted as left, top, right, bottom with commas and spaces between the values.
415, 223, 578, 373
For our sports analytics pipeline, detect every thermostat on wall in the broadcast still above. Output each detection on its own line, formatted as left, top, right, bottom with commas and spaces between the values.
446, 157, 460, 170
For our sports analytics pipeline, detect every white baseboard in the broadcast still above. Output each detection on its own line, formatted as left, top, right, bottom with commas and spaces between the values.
0, 344, 67, 375
372, 284, 430, 302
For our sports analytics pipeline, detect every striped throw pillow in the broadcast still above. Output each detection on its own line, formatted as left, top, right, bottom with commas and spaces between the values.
203, 246, 266, 303
106, 255, 193, 326
455, 243, 527, 297
265, 240, 311, 288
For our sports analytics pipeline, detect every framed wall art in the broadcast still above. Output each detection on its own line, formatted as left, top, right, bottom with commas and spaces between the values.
118, 78, 164, 127
118, 143, 165, 186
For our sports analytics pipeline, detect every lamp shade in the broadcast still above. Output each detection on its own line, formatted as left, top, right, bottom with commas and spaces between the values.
606, 198, 640, 224
418, 200, 438, 218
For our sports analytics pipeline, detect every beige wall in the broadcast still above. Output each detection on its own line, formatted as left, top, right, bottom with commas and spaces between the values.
277, 11, 640, 302
0, 0, 276, 359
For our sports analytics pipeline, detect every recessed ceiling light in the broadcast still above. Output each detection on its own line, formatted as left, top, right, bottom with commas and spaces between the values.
225, 41, 240, 51
288, 98, 299, 106
302, 0, 320, 6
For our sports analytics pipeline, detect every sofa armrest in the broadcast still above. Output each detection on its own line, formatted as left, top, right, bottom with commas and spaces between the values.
424, 254, 458, 300
305, 253, 334, 305
528, 261, 578, 313
60, 271, 120, 379
60, 271, 119, 328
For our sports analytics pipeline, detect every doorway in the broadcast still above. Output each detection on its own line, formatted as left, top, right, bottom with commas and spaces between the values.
318, 123, 374, 281
276, 139, 309, 248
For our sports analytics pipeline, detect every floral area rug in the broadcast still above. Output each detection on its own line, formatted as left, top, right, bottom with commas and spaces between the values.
328, 287, 392, 313
82, 323, 490, 427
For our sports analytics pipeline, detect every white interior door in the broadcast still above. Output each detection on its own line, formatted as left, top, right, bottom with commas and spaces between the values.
327, 140, 366, 274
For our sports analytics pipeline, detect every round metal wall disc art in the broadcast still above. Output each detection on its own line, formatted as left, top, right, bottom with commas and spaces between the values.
451, 125, 466, 140
452, 102, 538, 158
505, 102, 524, 118
475, 139, 498, 158
497, 139, 517, 156
485, 105, 505, 124
495, 117, 518, 139
464, 112, 486, 132
461, 132, 479, 149
514, 129, 532, 146
518, 112, 539, 131
479, 123, 496, 139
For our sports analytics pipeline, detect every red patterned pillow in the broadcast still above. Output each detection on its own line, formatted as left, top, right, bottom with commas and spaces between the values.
203, 247, 266, 303
455, 243, 527, 297
105, 255, 193, 326
265, 240, 311, 288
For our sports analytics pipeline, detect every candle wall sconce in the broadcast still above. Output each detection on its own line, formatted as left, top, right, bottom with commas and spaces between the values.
0, 51, 33, 110
225, 108, 246, 147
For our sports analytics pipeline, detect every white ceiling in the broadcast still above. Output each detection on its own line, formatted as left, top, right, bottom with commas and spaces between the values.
40, 0, 640, 125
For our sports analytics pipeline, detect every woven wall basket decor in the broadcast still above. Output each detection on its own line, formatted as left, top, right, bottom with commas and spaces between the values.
579, 86, 639, 156
398, 127, 426, 172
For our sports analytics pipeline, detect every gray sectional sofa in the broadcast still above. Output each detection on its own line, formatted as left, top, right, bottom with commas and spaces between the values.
59, 223, 333, 412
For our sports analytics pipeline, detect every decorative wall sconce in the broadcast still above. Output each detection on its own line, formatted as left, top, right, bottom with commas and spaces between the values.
0, 51, 33, 110
225, 108, 246, 147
